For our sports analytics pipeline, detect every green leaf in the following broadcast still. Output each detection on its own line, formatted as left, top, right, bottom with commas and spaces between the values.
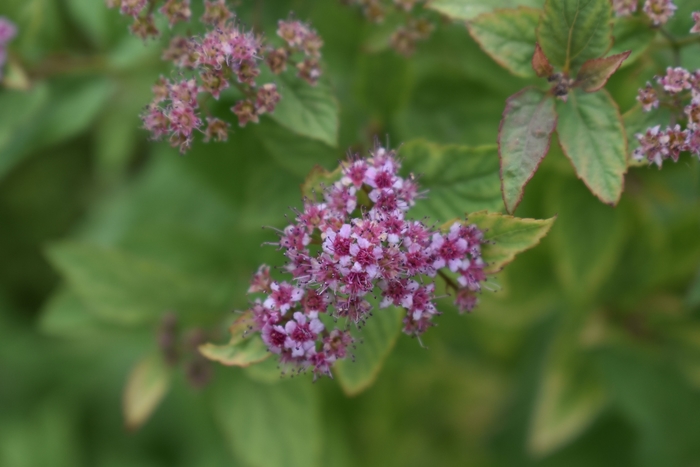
256, 119, 339, 178
575, 51, 631, 92
532, 42, 554, 77
199, 337, 270, 367
399, 140, 503, 221
0, 84, 50, 179
335, 307, 403, 396
498, 87, 557, 214
546, 177, 627, 303
122, 353, 171, 431
610, 17, 656, 68
468, 7, 540, 78
426, 0, 542, 21
38, 287, 112, 337
529, 323, 608, 456
537, 0, 612, 72
212, 373, 321, 467
556, 89, 627, 205
269, 74, 339, 147
46, 242, 227, 326
199, 312, 271, 367
460, 211, 556, 274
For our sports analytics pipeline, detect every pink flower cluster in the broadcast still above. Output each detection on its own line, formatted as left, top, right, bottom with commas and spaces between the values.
633, 67, 700, 166
0, 17, 17, 82
108, 1, 323, 153
343, 0, 433, 56
245, 145, 487, 378
612, 0, 677, 25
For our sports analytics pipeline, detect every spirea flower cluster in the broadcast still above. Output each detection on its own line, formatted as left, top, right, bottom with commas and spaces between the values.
245, 145, 487, 378
343, 0, 433, 56
612, 0, 678, 25
107, 0, 323, 154
0, 17, 17, 82
633, 67, 700, 167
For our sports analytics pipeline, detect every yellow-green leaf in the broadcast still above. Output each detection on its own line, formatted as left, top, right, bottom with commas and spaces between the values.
123, 353, 171, 431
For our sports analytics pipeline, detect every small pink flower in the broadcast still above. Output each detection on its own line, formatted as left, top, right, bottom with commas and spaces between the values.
691, 11, 700, 33
0, 17, 17, 43
634, 125, 669, 167
612, 0, 638, 16
248, 265, 272, 294
232, 100, 258, 127
264, 282, 304, 314
255, 83, 281, 114
159, 0, 191, 27
657, 67, 692, 94
643, 0, 677, 26
637, 83, 659, 111
454, 289, 478, 314
120, 0, 148, 17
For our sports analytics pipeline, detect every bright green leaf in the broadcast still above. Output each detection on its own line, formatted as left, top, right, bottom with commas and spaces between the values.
269, 74, 339, 147
556, 89, 627, 205
123, 353, 171, 431
335, 307, 403, 396
498, 87, 557, 214
212, 373, 321, 467
426, 0, 542, 21
537, 0, 612, 72
460, 211, 556, 274
468, 7, 540, 78
38, 287, 112, 337
46, 242, 228, 326
399, 140, 503, 220
611, 17, 656, 68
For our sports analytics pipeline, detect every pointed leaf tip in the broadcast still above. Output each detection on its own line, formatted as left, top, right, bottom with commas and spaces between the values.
532, 43, 554, 78
575, 51, 631, 92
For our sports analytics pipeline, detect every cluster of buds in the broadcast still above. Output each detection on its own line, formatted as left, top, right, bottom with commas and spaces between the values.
612, 0, 678, 25
106, 0, 191, 39
633, 67, 700, 166
343, 0, 433, 56
108, 1, 323, 153
245, 144, 488, 378
0, 17, 17, 82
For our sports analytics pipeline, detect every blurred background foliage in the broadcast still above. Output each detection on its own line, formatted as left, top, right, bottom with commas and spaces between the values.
1, 0, 700, 466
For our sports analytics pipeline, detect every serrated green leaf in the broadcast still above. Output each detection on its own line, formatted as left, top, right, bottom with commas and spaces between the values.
426, 0, 542, 21
459, 211, 556, 273
46, 242, 228, 327
575, 51, 631, 92
468, 7, 540, 78
399, 140, 503, 221
269, 74, 339, 147
611, 17, 656, 68
498, 88, 557, 214
556, 89, 627, 205
537, 0, 612, 72
212, 373, 321, 467
335, 307, 403, 396
123, 353, 171, 431
529, 322, 608, 456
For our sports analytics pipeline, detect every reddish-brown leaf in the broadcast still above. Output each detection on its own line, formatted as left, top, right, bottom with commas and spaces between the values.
575, 51, 631, 93
532, 43, 554, 78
